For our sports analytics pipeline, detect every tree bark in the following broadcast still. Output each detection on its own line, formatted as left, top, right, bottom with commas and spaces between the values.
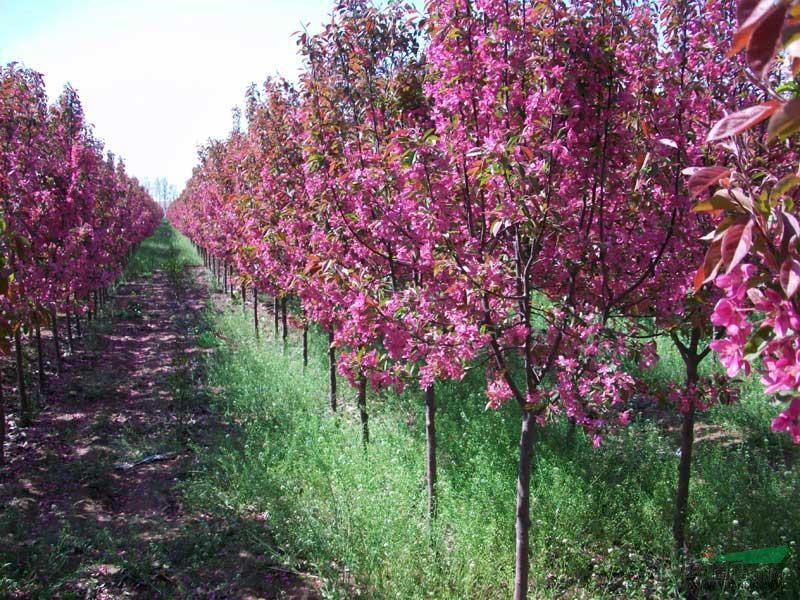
0, 373, 4, 464
230, 266, 235, 300
273, 296, 279, 339
303, 324, 308, 370
15, 329, 31, 426
281, 297, 288, 350
50, 307, 62, 375
513, 410, 537, 600
65, 311, 74, 353
34, 321, 45, 391
358, 372, 369, 447
673, 353, 699, 554
253, 288, 260, 339
425, 385, 437, 520
328, 330, 337, 412
223, 260, 228, 293
241, 282, 246, 313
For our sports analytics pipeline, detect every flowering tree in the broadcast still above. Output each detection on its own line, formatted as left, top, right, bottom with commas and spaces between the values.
0, 63, 161, 462
689, 0, 800, 445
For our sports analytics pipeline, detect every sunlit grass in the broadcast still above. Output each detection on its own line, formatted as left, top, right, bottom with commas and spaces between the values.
176, 225, 800, 599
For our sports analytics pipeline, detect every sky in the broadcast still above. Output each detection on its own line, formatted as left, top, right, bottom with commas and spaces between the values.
0, 0, 336, 192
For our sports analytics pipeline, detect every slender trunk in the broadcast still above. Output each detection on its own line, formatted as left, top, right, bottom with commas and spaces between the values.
0, 373, 4, 464
358, 372, 369, 446
425, 385, 437, 520
241, 283, 246, 313
93, 291, 99, 316
673, 356, 699, 554
302, 324, 308, 370
328, 330, 337, 412
34, 321, 45, 391
281, 298, 288, 351
76, 309, 82, 337
273, 296, 279, 339
50, 308, 62, 375
513, 410, 537, 600
223, 260, 228, 293
65, 311, 74, 353
15, 329, 31, 426
230, 266, 235, 300
253, 289, 260, 339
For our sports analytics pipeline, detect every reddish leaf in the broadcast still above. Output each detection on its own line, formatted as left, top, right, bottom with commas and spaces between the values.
746, 2, 787, 78
721, 218, 755, 272
780, 258, 800, 297
767, 98, 800, 140
707, 100, 782, 141
696, 237, 724, 292
687, 166, 731, 197
729, 0, 783, 57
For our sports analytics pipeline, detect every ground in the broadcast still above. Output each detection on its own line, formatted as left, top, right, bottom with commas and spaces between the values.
0, 227, 319, 599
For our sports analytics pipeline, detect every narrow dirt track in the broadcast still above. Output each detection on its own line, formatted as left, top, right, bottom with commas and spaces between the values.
0, 253, 318, 599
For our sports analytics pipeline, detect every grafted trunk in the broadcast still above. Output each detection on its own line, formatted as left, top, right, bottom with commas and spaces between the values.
358, 372, 369, 446
50, 308, 62, 375
253, 289, 260, 339
328, 330, 337, 412
673, 355, 699, 554
424, 385, 437, 520
34, 321, 45, 391
513, 410, 537, 600
15, 329, 31, 426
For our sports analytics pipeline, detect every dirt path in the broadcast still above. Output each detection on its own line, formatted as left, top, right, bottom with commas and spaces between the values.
0, 237, 318, 599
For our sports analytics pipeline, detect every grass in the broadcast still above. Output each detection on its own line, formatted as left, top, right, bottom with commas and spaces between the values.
179, 222, 800, 599
4, 222, 798, 598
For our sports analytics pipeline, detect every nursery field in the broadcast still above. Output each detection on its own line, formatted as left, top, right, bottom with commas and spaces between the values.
1, 225, 798, 598
5, 1, 800, 598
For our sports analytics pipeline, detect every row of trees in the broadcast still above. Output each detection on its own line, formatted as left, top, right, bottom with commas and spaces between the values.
0, 63, 162, 462
168, 1, 800, 597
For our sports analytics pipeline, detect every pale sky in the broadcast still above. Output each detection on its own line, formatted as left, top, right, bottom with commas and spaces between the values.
0, 0, 335, 191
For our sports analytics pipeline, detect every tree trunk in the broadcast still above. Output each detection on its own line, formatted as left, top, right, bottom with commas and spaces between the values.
65, 311, 74, 354
358, 372, 369, 447
229, 266, 235, 300
302, 324, 308, 370
75, 308, 82, 337
15, 329, 31, 426
0, 373, 5, 464
513, 410, 537, 600
425, 385, 437, 520
50, 308, 62, 375
35, 321, 45, 391
273, 296, 279, 339
673, 356, 699, 554
223, 260, 228, 293
253, 289, 260, 339
281, 297, 288, 350
329, 330, 337, 412
241, 283, 246, 313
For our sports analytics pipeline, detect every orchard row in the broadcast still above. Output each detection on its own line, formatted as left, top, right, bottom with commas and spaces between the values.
0, 65, 162, 459
160, 0, 798, 597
